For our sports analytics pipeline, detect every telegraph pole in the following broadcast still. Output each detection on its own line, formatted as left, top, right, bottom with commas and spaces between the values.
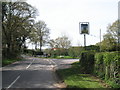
100, 29, 101, 52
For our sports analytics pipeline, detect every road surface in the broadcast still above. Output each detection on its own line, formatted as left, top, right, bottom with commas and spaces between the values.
2, 56, 79, 89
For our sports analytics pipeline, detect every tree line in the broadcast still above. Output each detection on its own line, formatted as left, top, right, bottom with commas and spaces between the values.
2, 2, 50, 59
2, 1, 71, 59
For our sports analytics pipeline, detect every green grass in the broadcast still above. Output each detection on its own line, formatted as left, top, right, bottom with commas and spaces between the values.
56, 62, 108, 88
56, 56, 74, 59
106, 80, 120, 88
2, 58, 22, 67
37, 55, 79, 59
49, 56, 79, 59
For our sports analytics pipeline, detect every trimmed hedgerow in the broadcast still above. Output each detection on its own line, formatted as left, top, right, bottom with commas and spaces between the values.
79, 51, 95, 74
79, 51, 120, 88
94, 52, 120, 88
94, 53, 105, 79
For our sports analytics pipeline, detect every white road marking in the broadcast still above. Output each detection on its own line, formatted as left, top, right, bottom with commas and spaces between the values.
26, 59, 35, 69
44, 59, 57, 68
7, 75, 20, 89
49, 59, 57, 65
47, 59, 57, 68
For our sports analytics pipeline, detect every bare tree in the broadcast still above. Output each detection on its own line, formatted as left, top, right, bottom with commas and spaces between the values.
30, 21, 50, 52
49, 35, 71, 49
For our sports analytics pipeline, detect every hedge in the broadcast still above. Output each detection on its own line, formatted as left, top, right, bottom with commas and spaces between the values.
79, 51, 95, 74
94, 52, 120, 86
79, 51, 120, 87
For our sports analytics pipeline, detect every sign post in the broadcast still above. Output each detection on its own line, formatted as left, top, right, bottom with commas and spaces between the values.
79, 22, 89, 47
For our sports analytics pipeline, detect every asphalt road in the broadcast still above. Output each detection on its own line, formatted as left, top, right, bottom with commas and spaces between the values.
2, 56, 79, 89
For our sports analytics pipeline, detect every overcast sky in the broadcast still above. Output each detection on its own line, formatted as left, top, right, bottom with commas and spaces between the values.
27, 0, 119, 47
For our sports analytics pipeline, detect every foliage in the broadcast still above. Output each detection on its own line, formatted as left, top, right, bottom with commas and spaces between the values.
79, 51, 95, 74
68, 46, 84, 58
94, 53, 105, 79
100, 34, 118, 51
49, 35, 71, 49
96, 20, 120, 51
2, 2, 37, 59
85, 45, 100, 52
23, 49, 35, 56
2, 58, 22, 67
79, 51, 120, 88
48, 39, 56, 48
94, 52, 120, 88
46, 35, 71, 57
50, 48, 68, 57
30, 21, 50, 52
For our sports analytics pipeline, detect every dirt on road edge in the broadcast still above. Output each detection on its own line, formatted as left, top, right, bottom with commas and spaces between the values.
52, 66, 67, 89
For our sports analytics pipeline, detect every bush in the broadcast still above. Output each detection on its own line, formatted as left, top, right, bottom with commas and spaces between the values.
85, 45, 100, 52
49, 48, 68, 57
79, 51, 95, 74
68, 46, 84, 58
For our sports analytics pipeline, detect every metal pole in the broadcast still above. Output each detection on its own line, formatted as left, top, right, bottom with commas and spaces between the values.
84, 34, 86, 48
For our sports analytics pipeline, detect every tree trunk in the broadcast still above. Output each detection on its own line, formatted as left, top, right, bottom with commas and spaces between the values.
35, 41, 37, 50
40, 36, 42, 52
7, 42, 11, 58
40, 41, 42, 52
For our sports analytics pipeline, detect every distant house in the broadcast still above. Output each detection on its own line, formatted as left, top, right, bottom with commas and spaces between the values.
51, 48, 59, 51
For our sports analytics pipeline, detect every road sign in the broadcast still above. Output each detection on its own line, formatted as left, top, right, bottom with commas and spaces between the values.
79, 22, 89, 47
79, 22, 89, 34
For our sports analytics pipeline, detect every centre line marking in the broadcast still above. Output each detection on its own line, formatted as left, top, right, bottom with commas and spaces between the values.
26, 59, 35, 69
7, 75, 20, 89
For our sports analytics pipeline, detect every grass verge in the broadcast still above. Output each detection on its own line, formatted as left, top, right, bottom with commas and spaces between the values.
38, 56, 79, 59
56, 61, 109, 88
55, 56, 76, 59
50, 56, 79, 59
2, 58, 22, 67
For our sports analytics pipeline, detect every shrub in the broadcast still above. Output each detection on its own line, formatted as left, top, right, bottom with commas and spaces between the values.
68, 46, 84, 58
79, 51, 95, 74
